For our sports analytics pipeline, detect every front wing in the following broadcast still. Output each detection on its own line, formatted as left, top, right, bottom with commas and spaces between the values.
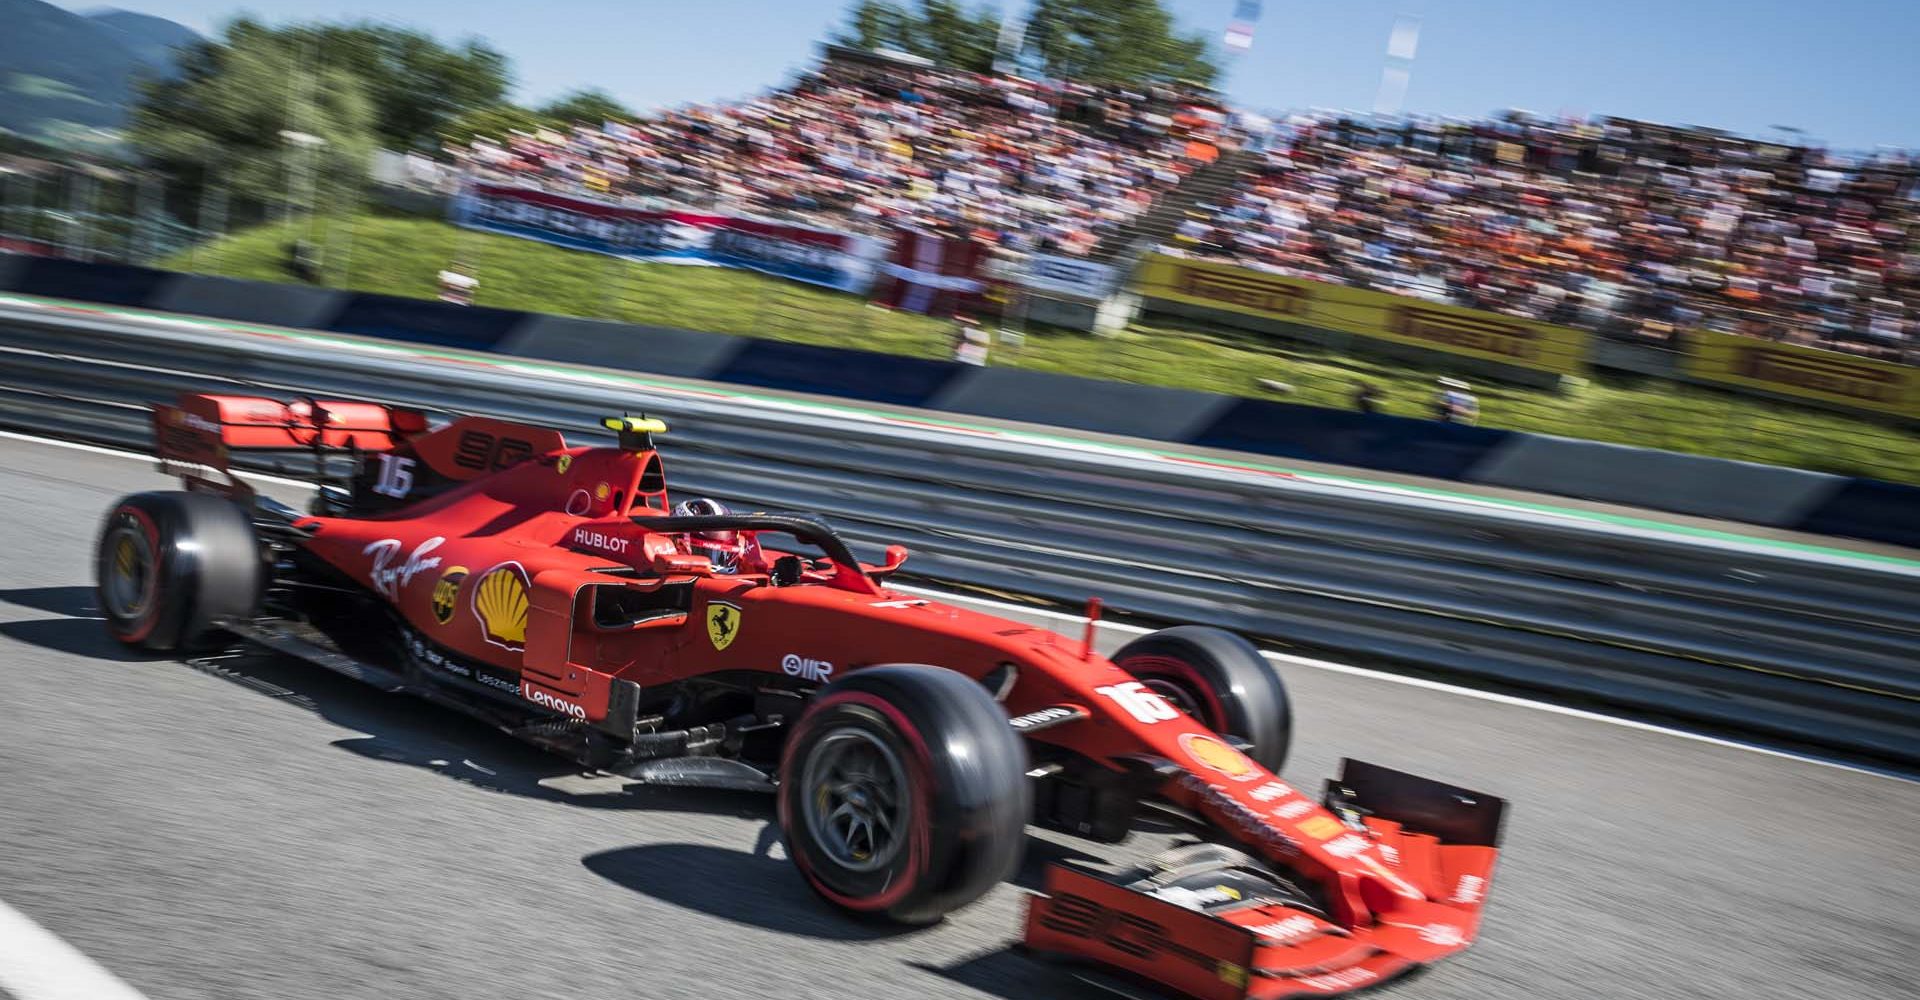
1025, 760, 1505, 999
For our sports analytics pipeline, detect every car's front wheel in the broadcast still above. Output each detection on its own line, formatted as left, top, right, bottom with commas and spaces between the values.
97, 491, 262, 651
1113, 625, 1292, 773
778, 664, 1030, 925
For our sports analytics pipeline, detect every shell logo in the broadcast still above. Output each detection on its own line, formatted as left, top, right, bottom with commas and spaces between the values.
471, 562, 530, 651
1179, 732, 1259, 781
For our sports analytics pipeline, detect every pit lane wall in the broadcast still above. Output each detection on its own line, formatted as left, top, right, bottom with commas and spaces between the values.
1, 251, 1915, 548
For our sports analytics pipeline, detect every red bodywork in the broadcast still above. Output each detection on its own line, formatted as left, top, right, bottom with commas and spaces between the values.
156, 393, 1503, 999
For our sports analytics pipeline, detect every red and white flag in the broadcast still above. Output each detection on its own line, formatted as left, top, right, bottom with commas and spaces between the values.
874, 228, 988, 317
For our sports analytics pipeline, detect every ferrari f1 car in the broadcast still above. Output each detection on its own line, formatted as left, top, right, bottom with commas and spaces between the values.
99, 393, 1506, 999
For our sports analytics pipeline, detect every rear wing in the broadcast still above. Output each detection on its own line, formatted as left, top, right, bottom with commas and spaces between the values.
153, 393, 429, 497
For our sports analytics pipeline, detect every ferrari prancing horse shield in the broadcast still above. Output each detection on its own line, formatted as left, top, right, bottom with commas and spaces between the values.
706, 601, 741, 650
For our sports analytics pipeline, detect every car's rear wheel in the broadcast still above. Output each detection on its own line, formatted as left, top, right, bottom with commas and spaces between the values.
778, 664, 1030, 925
1113, 625, 1292, 773
97, 491, 262, 651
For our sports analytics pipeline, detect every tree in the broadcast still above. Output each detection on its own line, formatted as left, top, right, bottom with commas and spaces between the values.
836, 0, 1002, 73
440, 103, 555, 145
302, 24, 510, 150
1025, 0, 1218, 86
537, 89, 635, 126
840, 0, 917, 52
913, 0, 1001, 72
129, 19, 376, 209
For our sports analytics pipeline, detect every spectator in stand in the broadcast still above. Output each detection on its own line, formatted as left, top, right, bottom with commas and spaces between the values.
1169, 111, 1918, 362
443, 52, 1228, 260
433, 48, 1917, 362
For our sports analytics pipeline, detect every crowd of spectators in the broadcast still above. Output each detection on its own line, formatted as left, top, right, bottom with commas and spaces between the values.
445, 49, 1227, 256
1169, 112, 1918, 361
441, 48, 1920, 365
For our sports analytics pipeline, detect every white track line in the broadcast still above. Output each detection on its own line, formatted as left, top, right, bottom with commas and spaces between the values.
1, 430, 1902, 781
0, 897, 150, 1000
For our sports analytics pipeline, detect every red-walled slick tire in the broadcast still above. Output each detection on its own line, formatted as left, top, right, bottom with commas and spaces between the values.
1114, 625, 1292, 773
778, 664, 1030, 925
97, 491, 262, 651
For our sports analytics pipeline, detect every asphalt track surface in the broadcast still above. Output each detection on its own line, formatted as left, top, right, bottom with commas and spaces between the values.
1, 435, 1916, 1000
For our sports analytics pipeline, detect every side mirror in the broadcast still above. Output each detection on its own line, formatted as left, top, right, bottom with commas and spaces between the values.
872, 544, 910, 579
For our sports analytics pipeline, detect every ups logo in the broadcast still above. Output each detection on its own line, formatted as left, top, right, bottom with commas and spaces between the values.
1730, 346, 1903, 404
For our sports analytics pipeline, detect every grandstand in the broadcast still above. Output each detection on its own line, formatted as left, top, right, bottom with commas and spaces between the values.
1168, 111, 1916, 363
434, 45, 1914, 370
6, 40, 1917, 482
443, 45, 1232, 256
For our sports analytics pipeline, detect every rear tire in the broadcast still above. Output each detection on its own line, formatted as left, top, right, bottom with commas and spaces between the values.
97, 491, 262, 651
778, 664, 1030, 925
1113, 625, 1292, 773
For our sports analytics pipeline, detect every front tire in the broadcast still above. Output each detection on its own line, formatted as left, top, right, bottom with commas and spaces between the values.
778, 664, 1030, 925
1113, 625, 1292, 773
97, 491, 262, 651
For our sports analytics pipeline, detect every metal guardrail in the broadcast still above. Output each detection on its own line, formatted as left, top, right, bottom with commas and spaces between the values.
2, 302, 1917, 766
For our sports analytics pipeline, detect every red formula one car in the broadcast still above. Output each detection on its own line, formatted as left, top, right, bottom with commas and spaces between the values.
98, 393, 1506, 999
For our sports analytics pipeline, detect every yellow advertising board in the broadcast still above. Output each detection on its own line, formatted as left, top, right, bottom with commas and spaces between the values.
1134, 254, 1589, 377
1681, 330, 1920, 421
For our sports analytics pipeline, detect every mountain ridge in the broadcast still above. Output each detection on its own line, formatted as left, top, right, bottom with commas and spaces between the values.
0, 0, 202, 149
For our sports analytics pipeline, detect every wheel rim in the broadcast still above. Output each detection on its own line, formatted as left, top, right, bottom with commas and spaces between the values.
1143, 677, 1207, 723
102, 524, 155, 619
800, 727, 910, 874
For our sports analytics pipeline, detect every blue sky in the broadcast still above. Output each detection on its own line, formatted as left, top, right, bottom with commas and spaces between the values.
71, 0, 1920, 150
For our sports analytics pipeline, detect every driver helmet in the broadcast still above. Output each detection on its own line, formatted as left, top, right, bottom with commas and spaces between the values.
672, 497, 739, 573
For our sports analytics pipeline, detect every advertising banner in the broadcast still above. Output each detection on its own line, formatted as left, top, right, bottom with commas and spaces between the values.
452, 183, 887, 294
1019, 253, 1120, 301
1135, 254, 1589, 377
1681, 329, 1920, 420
